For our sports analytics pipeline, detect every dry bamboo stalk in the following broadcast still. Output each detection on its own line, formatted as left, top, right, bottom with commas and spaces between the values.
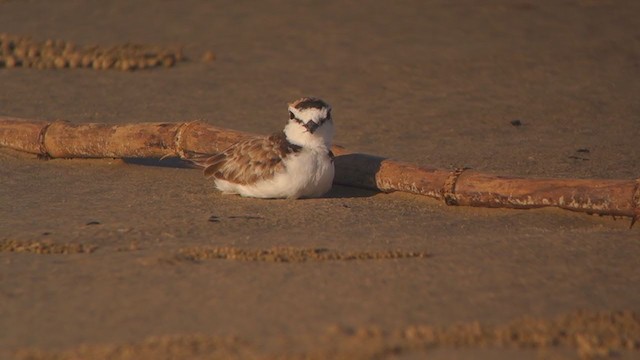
1, 116, 638, 224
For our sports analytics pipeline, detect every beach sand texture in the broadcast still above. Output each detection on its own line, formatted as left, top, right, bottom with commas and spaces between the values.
1, 1, 639, 358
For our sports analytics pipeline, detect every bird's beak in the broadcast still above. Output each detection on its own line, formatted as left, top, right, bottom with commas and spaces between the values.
304, 121, 319, 133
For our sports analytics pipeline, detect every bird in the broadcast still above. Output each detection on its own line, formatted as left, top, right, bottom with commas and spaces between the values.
191, 97, 335, 199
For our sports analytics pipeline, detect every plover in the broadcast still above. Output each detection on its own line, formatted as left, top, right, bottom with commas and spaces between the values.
192, 97, 335, 199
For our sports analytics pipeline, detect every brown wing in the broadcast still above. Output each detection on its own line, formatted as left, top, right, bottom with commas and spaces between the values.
198, 132, 301, 185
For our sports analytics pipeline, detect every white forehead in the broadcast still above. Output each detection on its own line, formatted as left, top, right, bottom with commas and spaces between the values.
288, 106, 330, 123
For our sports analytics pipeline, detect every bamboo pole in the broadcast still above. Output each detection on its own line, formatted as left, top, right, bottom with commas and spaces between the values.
1, 117, 638, 225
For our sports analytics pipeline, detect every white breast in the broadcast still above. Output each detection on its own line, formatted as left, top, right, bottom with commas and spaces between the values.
283, 148, 335, 198
214, 148, 334, 199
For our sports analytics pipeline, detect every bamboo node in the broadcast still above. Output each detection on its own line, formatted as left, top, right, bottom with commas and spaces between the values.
36, 121, 53, 160
631, 178, 640, 229
173, 121, 199, 159
442, 167, 470, 206
1, 116, 638, 221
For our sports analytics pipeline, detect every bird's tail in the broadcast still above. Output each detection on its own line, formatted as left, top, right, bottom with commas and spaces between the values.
176, 151, 217, 169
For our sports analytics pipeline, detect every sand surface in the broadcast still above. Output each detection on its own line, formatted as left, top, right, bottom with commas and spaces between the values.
1, 0, 639, 358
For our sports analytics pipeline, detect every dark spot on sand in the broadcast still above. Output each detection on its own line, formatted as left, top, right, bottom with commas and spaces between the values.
568, 155, 589, 161
208, 215, 262, 223
569, 148, 591, 161
228, 215, 263, 220
510, 119, 522, 127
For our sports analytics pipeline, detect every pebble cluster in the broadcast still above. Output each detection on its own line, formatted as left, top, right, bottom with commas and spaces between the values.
178, 246, 430, 262
0, 33, 185, 71
0, 239, 97, 254
14, 310, 640, 359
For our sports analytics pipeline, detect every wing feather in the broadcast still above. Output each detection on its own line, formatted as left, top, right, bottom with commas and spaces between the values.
198, 132, 298, 185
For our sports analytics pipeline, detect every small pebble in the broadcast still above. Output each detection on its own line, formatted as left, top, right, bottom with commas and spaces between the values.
37, 60, 49, 70
68, 54, 81, 68
41, 47, 55, 58
14, 46, 27, 58
101, 56, 115, 69
162, 55, 175, 67
5, 55, 17, 68
510, 119, 522, 127
27, 46, 40, 58
53, 56, 67, 69
201, 50, 216, 63
63, 42, 76, 53
119, 59, 133, 71
146, 57, 160, 67
81, 55, 93, 67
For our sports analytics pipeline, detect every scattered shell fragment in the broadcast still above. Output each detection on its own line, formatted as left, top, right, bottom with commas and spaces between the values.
0, 32, 188, 71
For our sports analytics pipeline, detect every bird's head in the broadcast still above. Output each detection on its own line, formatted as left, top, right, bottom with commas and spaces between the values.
284, 97, 334, 148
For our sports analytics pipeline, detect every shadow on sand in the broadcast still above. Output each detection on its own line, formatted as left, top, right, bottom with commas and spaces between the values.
123, 155, 381, 199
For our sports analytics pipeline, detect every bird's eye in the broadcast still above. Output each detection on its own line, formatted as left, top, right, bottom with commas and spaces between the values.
289, 111, 295, 120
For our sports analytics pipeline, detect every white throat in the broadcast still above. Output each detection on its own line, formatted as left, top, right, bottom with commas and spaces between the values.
284, 120, 334, 149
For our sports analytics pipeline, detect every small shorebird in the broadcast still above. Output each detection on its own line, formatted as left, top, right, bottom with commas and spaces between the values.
191, 97, 335, 199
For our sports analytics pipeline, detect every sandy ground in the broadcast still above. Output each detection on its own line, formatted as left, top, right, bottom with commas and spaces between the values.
1, 0, 639, 359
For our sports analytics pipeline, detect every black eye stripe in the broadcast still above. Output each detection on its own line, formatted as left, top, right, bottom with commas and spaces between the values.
289, 112, 331, 126
317, 114, 331, 125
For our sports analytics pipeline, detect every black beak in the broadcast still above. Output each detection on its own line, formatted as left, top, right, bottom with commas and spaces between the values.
304, 121, 319, 133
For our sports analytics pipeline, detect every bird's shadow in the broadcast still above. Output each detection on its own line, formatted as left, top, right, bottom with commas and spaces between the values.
123, 154, 381, 199
123, 157, 195, 169
323, 184, 378, 199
